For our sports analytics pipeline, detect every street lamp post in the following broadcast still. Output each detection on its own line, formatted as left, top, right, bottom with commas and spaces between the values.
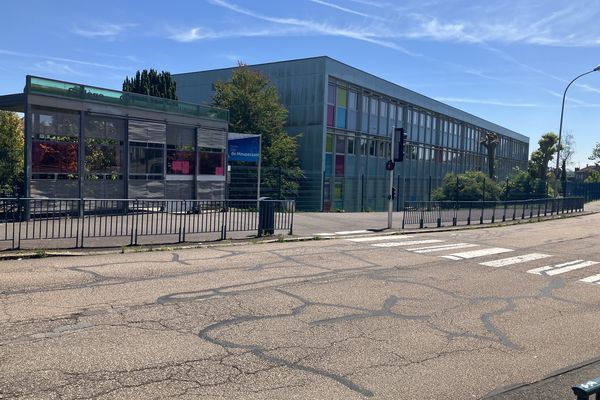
555, 65, 600, 178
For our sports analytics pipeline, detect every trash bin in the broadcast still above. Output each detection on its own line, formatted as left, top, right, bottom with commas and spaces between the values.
258, 197, 275, 236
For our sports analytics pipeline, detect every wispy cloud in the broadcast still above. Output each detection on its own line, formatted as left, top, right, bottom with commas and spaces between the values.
434, 97, 541, 108
33, 60, 88, 77
167, 26, 302, 42
309, 0, 382, 19
72, 22, 138, 40
0, 49, 131, 71
206, 0, 419, 56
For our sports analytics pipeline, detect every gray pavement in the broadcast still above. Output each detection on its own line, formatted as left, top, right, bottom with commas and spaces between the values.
2, 211, 600, 398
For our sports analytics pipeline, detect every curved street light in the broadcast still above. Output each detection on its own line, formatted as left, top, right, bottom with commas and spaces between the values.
555, 64, 600, 178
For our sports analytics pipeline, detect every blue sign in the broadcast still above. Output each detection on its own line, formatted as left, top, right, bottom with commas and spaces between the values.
228, 133, 260, 162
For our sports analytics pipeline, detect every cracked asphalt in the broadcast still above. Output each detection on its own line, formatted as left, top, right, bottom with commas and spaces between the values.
2, 213, 600, 399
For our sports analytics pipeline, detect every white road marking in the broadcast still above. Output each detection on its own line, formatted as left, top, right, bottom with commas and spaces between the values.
479, 253, 552, 268
410, 243, 478, 253
527, 260, 599, 276
442, 255, 462, 260
442, 247, 513, 260
580, 274, 600, 283
528, 260, 583, 275
372, 239, 444, 248
546, 261, 598, 276
348, 235, 415, 243
314, 233, 335, 236
335, 230, 370, 235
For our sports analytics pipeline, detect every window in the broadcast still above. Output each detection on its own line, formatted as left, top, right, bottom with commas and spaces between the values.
336, 87, 347, 129
379, 101, 387, 135
361, 95, 369, 132
327, 84, 336, 127
348, 91, 358, 130
369, 140, 376, 156
31, 108, 80, 178
129, 142, 164, 175
369, 98, 378, 134
166, 125, 195, 175
347, 137, 355, 155
326, 133, 333, 153
198, 147, 224, 175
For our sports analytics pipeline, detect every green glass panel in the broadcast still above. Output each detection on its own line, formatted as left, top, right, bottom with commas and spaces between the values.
326, 133, 333, 153
28, 77, 228, 122
337, 88, 347, 107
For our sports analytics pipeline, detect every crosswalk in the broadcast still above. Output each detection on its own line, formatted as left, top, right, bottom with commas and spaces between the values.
347, 234, 600, 288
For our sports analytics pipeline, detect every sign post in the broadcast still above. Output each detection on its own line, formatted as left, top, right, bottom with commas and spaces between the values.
227, 132, 261, 203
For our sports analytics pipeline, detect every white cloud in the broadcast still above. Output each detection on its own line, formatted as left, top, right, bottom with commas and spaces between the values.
167, 26, 304, 42
72, 22, 138, 40
0, 49, 131, 71
309, 0, 382, 19
206, 0, 420, 56
33, 61, 88, 77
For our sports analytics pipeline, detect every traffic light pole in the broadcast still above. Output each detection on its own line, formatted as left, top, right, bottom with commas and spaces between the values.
387, 128, 396, 229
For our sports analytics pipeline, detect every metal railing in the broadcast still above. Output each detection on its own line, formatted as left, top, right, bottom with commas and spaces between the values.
402, 197, 585, 229
0, 198, 294, 250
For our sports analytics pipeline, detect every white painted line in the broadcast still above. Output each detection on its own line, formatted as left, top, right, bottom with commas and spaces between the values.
527, 260, 586, 275
411, 243, 479, 253
480, 253, 552, 268
444, 247, 513, 260
580, 274, 600, 283
441, 255, 462, 260
335, 230, 370, 235
372, 239, 444, 248
527, 265, 555, 275
314, 233, 335, 236
546, 261, 599, 276
348, 235, 415, 243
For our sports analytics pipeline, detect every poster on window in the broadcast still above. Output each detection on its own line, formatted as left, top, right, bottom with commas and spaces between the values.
228, 132, 260, 162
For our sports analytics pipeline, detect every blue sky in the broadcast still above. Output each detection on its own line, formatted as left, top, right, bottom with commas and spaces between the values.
2, 0, 600, 167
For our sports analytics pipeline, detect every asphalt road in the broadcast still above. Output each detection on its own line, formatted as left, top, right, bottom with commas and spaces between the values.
2, 213, 600, 399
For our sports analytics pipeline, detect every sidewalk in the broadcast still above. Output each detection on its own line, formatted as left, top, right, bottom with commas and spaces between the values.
291, 200, 600, 238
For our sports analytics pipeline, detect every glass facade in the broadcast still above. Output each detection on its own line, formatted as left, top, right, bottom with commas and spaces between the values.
24, 76, 228, 200
324, 77, 529, 211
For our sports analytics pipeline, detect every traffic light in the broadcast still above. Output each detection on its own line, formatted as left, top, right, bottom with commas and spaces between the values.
394, 128, 407, 162
392, 187, 396, 199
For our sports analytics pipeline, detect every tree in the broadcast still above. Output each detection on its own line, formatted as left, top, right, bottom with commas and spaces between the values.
480, 132, 499, 180
212, 64, 302, 198
585, 170, 600, 183
122, 69, 178, 100
0, 111, 24, 195
589, 143, 600, 166
528, 132, 559, 183
433, 171, 501, 201
561, 132, 576, 168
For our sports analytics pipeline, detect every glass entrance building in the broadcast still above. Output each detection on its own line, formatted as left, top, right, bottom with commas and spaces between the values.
0, 76, 229, 200
174, 56, 529, 211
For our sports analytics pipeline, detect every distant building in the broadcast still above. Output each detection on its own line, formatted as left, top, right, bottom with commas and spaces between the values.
574, 165, 600, 181
0, 76, 229, 200
174, 56, 529, 211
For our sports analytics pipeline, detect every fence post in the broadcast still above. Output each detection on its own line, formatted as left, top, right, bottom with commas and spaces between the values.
179, 200, 186, 243
467, 203, 472, 225
79, 199, 84, 248
221, 200, 228, 240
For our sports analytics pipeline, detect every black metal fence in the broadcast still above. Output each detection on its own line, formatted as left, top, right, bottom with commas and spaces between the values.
0, 198, 295, 250
566, 182, 600, 202
402, 197, 585, 229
